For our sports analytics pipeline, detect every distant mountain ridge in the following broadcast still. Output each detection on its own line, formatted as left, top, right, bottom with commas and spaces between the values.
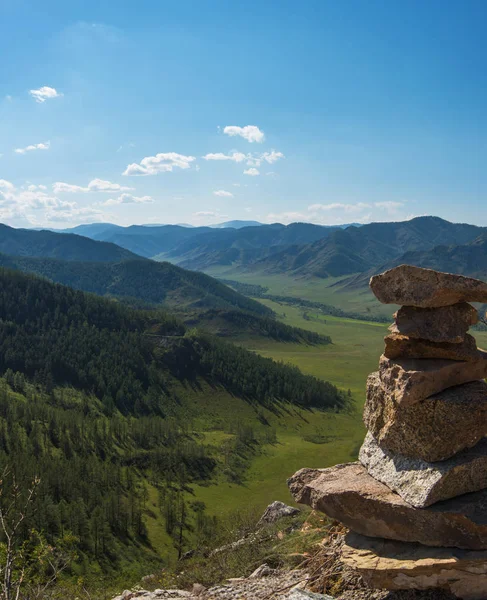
44, 221, 361, 268
251, 217, 486, 278
24, 216, 487, 283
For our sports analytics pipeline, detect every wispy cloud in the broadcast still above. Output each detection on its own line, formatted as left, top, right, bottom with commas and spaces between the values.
53, 179, 133, 194
244, 168, 260, 176
29, 86, 63, 103
309, 202, 372, 213
203, 152, 247, 163
123, 152, 196, 176
223, 125, 265, 143
203, 150, 284, 167
213, 190, 234, 197
14, 141, 50, 155
101, 193, 154, 206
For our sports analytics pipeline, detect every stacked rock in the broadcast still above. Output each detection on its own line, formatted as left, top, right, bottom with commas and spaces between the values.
288, 265, 487, 600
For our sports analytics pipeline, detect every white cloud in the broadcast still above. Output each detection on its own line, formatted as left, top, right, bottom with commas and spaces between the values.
244, 168, 260, 176
53, 182, 88, 193
29, 86, 63, 103
14, 141, 50, 155
53, 179, 133, 194
101, 193, 154, 206
203, 152, 247, 163
261, 150, 284, 164
223, 125, 265, 143
42, 206, 104, 224
0, 180, 15, 191
123, 152, 196, 176
203, 150, 284, 168
213, 190, 234, 197
5, 95, 12, 102
0, 180, 106, 227
88, 178, 133, 192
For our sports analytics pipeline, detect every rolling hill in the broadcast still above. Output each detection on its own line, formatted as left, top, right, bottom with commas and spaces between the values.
0, 253, 272, 316
0, 223, 138, 262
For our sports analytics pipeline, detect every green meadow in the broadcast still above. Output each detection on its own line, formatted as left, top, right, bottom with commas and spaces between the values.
190, 297, 390, 517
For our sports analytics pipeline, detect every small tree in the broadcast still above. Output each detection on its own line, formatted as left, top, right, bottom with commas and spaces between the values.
0, 470, 76, 600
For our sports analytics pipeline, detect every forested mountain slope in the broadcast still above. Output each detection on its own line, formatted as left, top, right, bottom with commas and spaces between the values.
0, 253, 272, 316
0, 223, 137, 261
0, 268, 345, 582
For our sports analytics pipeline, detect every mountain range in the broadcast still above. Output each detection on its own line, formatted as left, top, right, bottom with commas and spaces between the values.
4, 216, 487, 315
41, 217, 487, 282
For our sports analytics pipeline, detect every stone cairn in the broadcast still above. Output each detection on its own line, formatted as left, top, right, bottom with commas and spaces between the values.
288, 265, 487, 600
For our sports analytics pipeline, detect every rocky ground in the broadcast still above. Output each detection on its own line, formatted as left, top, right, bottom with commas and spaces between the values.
112, 565, 457, 600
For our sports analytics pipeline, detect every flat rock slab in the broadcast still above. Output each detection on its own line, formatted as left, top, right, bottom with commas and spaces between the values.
384, 332, 480, 362
370, 264, 487, 308
364, 372, 487, 461
342, 531, 487, 600
378, 351, 487, 407
389, 303, 478, 344
288, 462, 487, 550
359, 432, 487, 508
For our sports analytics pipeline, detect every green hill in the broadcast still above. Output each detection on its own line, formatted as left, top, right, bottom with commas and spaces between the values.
0, 253, 272, 316
0, 223, 137, 261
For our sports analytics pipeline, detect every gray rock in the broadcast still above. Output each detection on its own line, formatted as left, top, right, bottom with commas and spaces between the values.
288, 461, 487, 550
342, 531, 487, 600
359, 433, 487, 508
191, 583, 206, 596
364, 372, 487, 462
389, 303, 478, 344
257, 500, 300, 526
378, 351, 487, 407
249, 564, 276, 578
369, 264, 487, 308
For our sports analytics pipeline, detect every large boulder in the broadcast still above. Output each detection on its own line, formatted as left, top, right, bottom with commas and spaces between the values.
370, 264, 487, 308
389, 302, 478, 344
378, 351, 487, 407
288, 462, 487, 549
364, 372, 487, 462
359, 432, 487, 508
342, 531, 487, 600
384, 332, 480, 361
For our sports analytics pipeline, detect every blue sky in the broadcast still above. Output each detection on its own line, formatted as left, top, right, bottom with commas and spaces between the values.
1, 0, 486, 228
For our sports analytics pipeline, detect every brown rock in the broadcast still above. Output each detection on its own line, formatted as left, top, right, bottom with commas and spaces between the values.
363, 372, 487, 462
359, 432, 487, 508
288, 462, 487, 550
389, 303, 478, 344
342, 531, 487, 600
370, 264, 487, 308
384, 332, 480, 361
379, 351, 487, 407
